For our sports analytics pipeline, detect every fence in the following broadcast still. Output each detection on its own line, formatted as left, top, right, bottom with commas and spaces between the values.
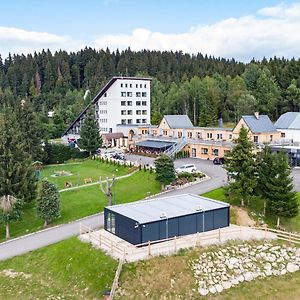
109, 258, 124, 300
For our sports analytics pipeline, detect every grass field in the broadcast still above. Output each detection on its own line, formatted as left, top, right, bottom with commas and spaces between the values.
0, 170, 161, 241
41, 159, 130, 190
0, 238, 118, 300
117, 241, 300, 300
202, 188, 300, 232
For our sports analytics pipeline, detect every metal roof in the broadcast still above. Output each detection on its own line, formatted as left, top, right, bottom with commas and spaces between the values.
242, 115, 277, 133
274, 112, 300, 129
135, 140, 175, 149
164, 115, 194, 129
106, 194, 229, 224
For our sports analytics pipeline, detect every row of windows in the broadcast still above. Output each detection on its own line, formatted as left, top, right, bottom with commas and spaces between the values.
121, 110, 147, 115
121, 119, 147, 125
120, 83, 147, 89
121, 100, 147, 106
121, 92, 147, 97
99, 118, 108, 123
99, 110, 107, 114
200, 148, 219, 156
99, 101, 107, 106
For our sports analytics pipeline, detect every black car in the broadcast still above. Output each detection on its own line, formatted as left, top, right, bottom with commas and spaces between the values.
112, 153, 126, 160
213, 157, 225, 165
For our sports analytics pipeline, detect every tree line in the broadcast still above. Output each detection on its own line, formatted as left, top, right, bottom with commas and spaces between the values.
0, 48, 300, 138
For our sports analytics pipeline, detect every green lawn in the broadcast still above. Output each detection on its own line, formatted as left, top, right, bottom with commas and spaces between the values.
0, 238, 117, 300
41, 159, 130, 190
0, 171, 161, 241
202, 188, 300, 232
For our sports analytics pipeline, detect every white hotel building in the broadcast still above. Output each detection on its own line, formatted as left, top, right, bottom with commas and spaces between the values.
62, 77, 151, 146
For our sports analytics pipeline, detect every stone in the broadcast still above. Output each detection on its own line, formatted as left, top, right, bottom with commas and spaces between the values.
229, 257, 239, 265
281, 269, 287, 275
199, 288, 209, 296
208, 261, 213, 268
215, 284, 223, 293
287, 263, 299, 273
237, 275, 244, 283
209, 286, 217, 294
243, 272, 253, 281
264, 269, 272, 276
222, 281, 232, 289
272, 269, 280, 276
264, 263, 272, 270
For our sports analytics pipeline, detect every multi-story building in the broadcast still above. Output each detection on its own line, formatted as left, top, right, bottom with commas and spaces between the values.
62, 76, 151, 143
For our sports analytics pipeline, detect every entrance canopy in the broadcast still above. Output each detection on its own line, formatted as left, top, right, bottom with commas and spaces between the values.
135, 140, 174, 149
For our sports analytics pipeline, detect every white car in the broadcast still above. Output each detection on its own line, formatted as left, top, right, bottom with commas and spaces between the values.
175, 164, 197, 174
101, 150, 118, 159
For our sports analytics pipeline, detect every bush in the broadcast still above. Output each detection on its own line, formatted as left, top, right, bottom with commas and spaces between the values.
43, 143, 89, 164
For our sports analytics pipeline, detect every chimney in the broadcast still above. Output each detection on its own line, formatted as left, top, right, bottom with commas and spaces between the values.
254, 112, 259, 119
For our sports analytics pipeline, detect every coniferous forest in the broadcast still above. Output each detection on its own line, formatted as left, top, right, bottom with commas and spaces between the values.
1, 48, 300, 138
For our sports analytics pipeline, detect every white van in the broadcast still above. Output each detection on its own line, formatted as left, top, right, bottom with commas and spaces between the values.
175, 164, 197, 174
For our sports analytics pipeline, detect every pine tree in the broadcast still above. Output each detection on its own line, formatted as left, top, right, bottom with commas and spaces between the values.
265, 151, 298, 227
154, 155, 176, 189
77, 106, 102, 156
224, 126, 257, 206
0, 109, 37, 238
37, 180, 60, 227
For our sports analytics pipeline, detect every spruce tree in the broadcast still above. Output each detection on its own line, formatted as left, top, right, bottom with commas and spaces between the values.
224, 126, 257, 206
154, 155, 176, 189
37, 180, 60, 227
265, 151, 298, 227
0, 109, 37, 238
15, 100, 44, 161
78, 107, 102, 156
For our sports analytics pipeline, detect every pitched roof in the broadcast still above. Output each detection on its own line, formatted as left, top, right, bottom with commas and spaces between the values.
274, 112, 300, 130
242, 115, 277, 133
106, 194, 229, 224
62, 76, 151, 136
163, 115, 193, 129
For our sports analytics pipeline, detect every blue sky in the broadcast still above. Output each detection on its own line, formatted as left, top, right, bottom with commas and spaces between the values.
1, 0, 300, 61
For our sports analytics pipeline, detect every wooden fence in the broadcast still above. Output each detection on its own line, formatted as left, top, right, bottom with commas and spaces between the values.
109, 258, 124, 300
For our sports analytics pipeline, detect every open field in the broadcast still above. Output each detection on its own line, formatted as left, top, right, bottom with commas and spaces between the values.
0, 171, 161, 241
116, 241, 300, 300
41, 159, 130, 190
0, 238, 117, 300
202, 188, 300, 232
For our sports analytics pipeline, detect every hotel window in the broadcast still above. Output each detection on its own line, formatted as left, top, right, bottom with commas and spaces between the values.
188, 132, 192, 138
127, 101, 132, 106
253, 136, 258, 143
136, 119, 141, 124
121, 83, 123, 87
121, 119, 126, 125
130, 83, 132, 88
142, 92, 147, 97
127, 110, 133, 115
136, 110, 141, 115
212, 148, 219, 156
136, 92, 141, 97
197, 132, 202, 139
217, 134, 223, 140
136, 101, 141, 106
125, 83, 128, 88
207, 133, 213, 139
127, 119, 132, 124
142, 101, 147, 106
142, 110, 147, 115
144, 84, 147, 88
142, 119, 147, 123
201, 148, 208, 155
127, 92, 132, 97
121, 110, 126, 115
140, 84, 142, 88
104, 92, 107, 97
121, 92, 126, 97
121, 101, 126, 106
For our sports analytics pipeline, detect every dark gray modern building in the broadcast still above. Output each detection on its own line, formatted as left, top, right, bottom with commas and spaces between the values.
104, 194, 230, 245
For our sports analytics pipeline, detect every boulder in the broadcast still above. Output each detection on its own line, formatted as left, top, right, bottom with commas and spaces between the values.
215, 284, 223, 293
243, 272, 253, 281
287, 262, 299, 273
209, 286, 217, 294
199, 288, 209, 296
222, 281, 232, 289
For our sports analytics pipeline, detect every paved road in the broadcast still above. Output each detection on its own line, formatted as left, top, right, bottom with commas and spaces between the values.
0, 156, 298, 260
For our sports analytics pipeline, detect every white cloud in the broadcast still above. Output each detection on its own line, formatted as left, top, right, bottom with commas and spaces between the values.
0, 26, 84, 58
94, 3, 300, 61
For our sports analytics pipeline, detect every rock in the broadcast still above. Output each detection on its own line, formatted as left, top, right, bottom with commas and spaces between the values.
208, 261, 213, 268
264, 263, 272, 270
281, 269, 287, 275
199, 288, 209, 296
243, 272, 253, 281
222, 281, 232, 289
264, 269, 272, 276
229, 257, 239, 265
287, 262, 299, 273
237, 275, 244, 282
209, 286, 217, 294
215, 284, 223, 293
231, 278, 239, 285
272, 269, 280, 276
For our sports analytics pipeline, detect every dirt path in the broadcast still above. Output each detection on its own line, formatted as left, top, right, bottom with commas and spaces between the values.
234, 207, 256, 226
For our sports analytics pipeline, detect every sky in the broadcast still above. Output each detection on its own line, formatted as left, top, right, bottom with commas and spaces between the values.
0, 0, 300, 61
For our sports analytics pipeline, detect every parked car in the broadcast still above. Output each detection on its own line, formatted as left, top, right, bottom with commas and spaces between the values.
101, 150, 118, 159
213, 157, 225, 165
112, 153, 125, 160
175, 164, 197, 174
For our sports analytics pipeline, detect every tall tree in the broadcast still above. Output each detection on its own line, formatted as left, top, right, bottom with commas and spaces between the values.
37, 180, 60, 227
224, 126, 257, 206
154, 155, 176, 189
77, 106, 102, 156
0, 109, 36, 238
266, 151, 298, 227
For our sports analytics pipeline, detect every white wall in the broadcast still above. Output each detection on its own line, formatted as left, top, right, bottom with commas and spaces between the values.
279, 129, 300, 143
